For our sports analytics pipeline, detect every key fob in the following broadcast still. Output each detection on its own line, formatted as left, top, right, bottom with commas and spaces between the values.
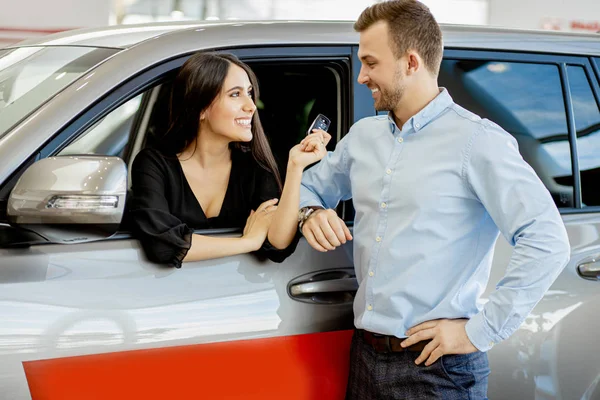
307, 113, 331, 135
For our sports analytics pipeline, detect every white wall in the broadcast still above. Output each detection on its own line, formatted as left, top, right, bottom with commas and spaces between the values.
0, 0, 109, 46
488, 0, 600, 32
0, 0, 109, 28
270, 0, 376, 21
118, 0, 488, 25
422, 0, 488, 25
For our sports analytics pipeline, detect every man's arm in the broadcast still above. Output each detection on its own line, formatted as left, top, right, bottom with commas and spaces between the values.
463, 121, 570, 351
402, 121, 570, 366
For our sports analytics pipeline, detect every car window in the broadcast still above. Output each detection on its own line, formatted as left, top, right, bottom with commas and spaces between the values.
567, 65, 600, 207
58, 93, 144, 159
439, 60, 573, 208
140, 62, 345, 178
0, 46, 118, 140
53, 58, 346, 195
250, 62, 343, 175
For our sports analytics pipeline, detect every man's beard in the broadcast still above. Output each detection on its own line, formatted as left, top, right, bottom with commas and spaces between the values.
374, 70, 405, 111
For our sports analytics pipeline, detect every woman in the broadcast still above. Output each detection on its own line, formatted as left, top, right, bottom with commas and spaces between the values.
128, 52, 329, 267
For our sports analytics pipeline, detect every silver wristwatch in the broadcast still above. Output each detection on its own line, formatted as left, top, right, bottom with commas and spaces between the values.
298, 206, 318, 232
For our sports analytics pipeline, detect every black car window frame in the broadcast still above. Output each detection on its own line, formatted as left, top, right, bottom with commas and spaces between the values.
1, 46, 353, 240
440, 49, 599, 215
592, 58, 600, 84
565, 64, 600, 208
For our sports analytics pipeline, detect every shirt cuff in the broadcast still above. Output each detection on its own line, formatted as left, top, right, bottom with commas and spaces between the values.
299, 200, 324, 209
465, 311, 498, 352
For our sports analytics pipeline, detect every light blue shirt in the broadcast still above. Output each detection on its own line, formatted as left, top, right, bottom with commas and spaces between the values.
299, 89, 570, 352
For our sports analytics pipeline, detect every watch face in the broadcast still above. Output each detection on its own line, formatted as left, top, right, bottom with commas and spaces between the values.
298, 209, 305, 222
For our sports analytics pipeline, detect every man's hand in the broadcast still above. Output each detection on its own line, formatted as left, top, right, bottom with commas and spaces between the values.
402, 318, 478, 366
301, 209, 352, 252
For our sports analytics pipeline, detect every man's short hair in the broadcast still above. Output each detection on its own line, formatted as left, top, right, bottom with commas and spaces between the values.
354, 0, 443, 76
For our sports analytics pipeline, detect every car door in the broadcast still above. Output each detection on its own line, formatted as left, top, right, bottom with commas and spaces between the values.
0, 46, 357, 400
438, 49, 600, 400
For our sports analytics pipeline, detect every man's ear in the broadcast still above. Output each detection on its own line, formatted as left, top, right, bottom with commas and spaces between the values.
406, 51, 422, 75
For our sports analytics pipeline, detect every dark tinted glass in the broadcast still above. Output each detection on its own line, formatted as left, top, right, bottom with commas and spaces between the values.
567, 65, 600, 207
439, 60, 572, 208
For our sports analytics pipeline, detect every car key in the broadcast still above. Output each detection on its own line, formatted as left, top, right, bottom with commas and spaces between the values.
307, 113, 331, 135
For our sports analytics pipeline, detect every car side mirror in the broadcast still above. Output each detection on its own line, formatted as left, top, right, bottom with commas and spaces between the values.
7, 155, 127, 243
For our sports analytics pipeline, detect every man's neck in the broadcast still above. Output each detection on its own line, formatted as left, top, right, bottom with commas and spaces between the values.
392, 82, 440, 129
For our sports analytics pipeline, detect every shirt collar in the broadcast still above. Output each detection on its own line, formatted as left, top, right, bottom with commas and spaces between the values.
387, 88, 454, 133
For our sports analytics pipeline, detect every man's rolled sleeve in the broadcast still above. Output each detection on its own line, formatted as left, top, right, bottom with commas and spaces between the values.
465, 311, 501, 352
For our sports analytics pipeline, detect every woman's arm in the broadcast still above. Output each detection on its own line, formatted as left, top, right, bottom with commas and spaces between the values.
185, 199, 277, 261
184, 234, 260, 262
267, 164, 303, 249
268, 130, 330, 249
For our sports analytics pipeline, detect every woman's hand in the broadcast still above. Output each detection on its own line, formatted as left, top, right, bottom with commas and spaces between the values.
242, 198, 278, 250
288, 129, 332, 170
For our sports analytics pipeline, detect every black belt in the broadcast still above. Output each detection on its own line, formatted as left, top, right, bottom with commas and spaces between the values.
359, 330, 431, 353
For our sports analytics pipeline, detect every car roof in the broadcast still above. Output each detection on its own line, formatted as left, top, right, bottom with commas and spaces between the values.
7, 20, 600, 56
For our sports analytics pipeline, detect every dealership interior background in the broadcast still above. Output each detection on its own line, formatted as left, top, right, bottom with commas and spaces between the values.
1, 0, 599, 48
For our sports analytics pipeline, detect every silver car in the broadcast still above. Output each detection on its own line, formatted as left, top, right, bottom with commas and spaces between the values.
0, 21, 599, 400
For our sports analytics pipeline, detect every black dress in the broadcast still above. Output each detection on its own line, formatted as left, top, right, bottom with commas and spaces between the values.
128, 147, 298, 267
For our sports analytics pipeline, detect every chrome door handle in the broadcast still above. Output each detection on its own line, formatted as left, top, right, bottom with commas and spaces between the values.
578, 259, 600, 280
290, 277, 358, 296
288, 267, 357, 304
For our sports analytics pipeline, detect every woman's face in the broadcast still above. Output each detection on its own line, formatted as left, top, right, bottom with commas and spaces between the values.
201, 64, 257, 143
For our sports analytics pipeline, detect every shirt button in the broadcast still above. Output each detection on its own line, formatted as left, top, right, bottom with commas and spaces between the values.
489, 341, 495, 347
381, 202, 387, 208
367, 305, 373, 311
415, 122, 421, 128
375, 236, 382, 242
397, 137, 403, 143
369, 271, 374, 277
386, 168, 392, 175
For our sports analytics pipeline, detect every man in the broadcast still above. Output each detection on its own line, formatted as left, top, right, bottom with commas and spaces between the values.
296, 1, 571, 398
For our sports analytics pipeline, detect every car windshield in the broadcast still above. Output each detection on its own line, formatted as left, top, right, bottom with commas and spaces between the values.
0, 46, 119, 140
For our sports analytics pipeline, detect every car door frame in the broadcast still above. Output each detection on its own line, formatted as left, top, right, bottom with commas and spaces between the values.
442, 49, 600, 212
1, 44, 360, 400
438, 48, 600, 400
0, 45, 357, 225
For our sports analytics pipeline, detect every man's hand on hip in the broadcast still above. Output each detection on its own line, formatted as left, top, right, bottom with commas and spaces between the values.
301, 209, 352, 252
402, 318, 478, 366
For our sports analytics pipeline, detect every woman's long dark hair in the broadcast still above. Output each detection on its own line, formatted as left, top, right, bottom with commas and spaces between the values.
162, 52, 282, 190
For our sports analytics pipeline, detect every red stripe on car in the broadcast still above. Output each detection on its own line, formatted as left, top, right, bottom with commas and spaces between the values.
23, 329, 353, 399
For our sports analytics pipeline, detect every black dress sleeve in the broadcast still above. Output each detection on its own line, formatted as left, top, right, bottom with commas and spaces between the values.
252, 166, 301, 263
128, 149, 193, 268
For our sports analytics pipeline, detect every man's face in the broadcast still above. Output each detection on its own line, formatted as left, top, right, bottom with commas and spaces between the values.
357, 21, 406, 111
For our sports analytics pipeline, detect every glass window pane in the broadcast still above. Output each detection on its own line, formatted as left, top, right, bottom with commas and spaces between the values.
567, 65, 600, 207
58, 94, 144, 159
0, 46, 118, 139
439, 60, 572, 208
